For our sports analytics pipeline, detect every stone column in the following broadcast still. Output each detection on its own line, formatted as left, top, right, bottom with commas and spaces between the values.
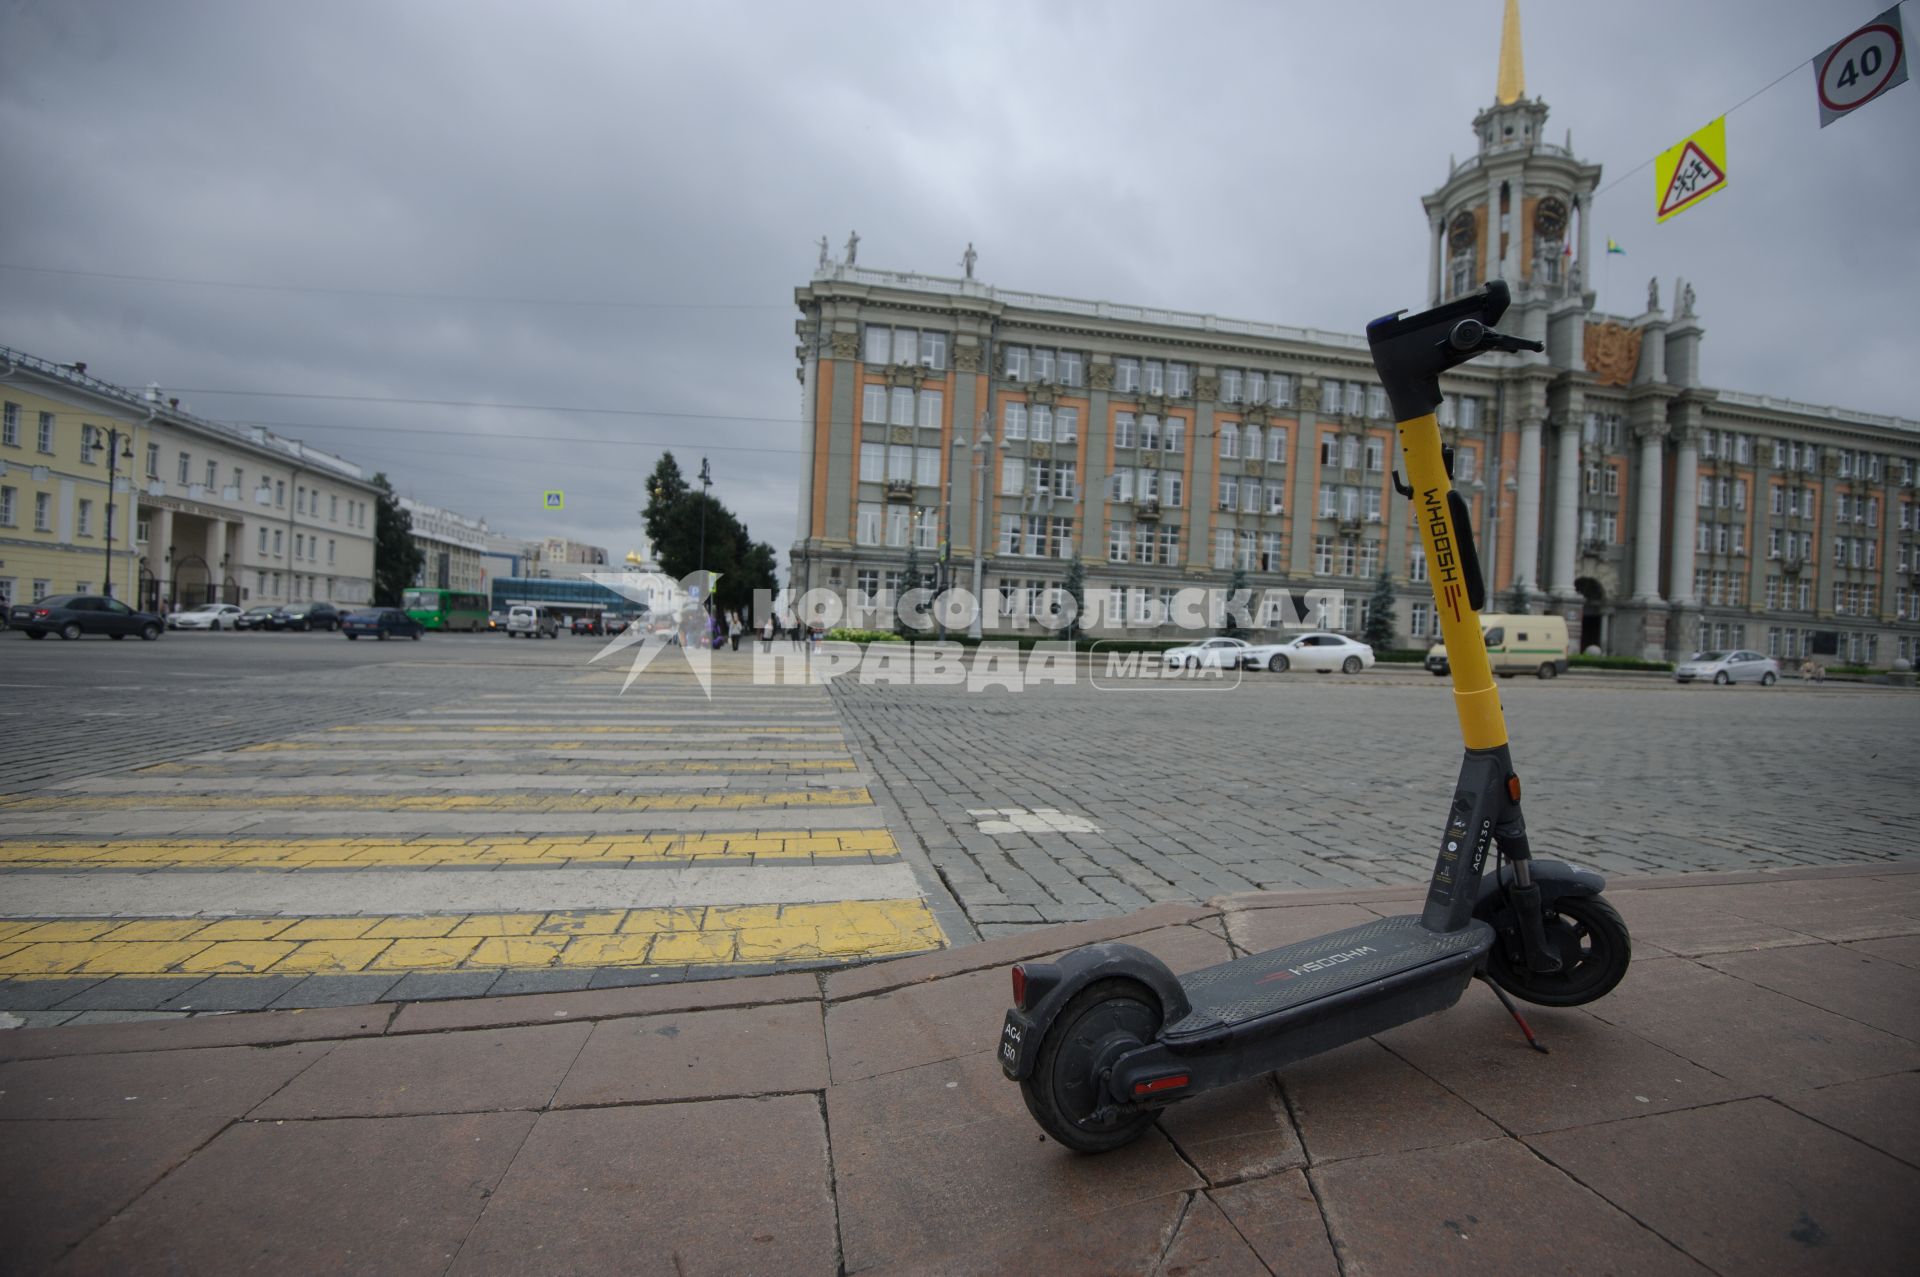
1512, 413, 1544, 605
1484, 172, 1501, 283
152, 506, 174, 609
1632, 421, 1668, 603
1505, 172, 1525, 281
1668, 420, 1699, 606
1575, 195, 1591, 288
1549, 417, 1581, 600
1427, 213, 1443, 306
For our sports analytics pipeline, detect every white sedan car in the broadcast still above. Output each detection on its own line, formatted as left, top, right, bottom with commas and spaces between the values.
1161, 637, 1252, 669
1242, 632, 1376, 674
1673, 650, 1779, 685
167, 603, 245, 631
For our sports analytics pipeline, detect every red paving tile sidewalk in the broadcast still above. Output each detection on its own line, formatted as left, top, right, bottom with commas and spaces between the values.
3, 863, 1917, 1275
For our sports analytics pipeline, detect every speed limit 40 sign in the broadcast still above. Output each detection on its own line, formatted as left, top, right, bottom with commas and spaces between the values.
1814, 6, 1908, 127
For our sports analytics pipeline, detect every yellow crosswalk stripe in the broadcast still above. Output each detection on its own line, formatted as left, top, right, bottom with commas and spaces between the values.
0, 830, 901, 869
0, 899, 943, 977
0, 788, 873, 813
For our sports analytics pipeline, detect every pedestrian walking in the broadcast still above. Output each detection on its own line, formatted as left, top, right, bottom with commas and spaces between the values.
728, 613, 743, 651
760, 614, 775, 652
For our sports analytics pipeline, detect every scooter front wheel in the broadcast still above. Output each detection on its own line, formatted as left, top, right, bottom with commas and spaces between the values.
1020, 978, 1163, 1153
1487, 893, 1631, 1008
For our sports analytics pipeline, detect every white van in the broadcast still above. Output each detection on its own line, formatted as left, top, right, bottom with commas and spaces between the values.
1425, 614, 1570, 679
505, 605, 559, 639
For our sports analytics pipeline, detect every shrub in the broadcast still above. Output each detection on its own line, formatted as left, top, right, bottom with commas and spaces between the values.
1569, 654, 1674, 672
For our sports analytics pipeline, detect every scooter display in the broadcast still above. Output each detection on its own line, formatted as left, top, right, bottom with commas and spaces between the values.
1000, 280, 1632, 1152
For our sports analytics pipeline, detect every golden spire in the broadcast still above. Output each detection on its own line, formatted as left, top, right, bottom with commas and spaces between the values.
1496, 0, 1525, 104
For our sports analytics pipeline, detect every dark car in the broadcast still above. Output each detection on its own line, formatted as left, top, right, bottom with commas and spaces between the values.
571, 614, 603, 636
235, 605, 285, 631
9, 594, 164, 641
342, 607, 424, 640
284, 602, 345, 632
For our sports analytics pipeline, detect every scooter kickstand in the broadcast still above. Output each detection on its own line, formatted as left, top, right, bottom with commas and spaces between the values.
1482, 978, 1550, 1054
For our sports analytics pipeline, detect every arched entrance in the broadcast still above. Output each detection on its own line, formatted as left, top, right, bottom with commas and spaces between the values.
171, 554, 212, 609
220, 575, 240, 606
138, 562, 160, 614
1574, 576, 1606, 653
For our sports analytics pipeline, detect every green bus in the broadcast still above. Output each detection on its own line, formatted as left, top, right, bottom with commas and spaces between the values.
403, 588, 489, 632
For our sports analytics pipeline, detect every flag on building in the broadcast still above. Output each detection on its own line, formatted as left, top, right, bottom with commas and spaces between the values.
1607, 238, 1626, 255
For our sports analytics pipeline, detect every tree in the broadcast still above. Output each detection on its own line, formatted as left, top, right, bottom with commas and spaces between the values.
896, 544, 923, 636
1061, 557, 1087, 643
1505, 576, 1532, 614
1363, 570, 1398, 652
371, 473, 423, 607
1221, 566, 1250, 638
641, 453, 688, 555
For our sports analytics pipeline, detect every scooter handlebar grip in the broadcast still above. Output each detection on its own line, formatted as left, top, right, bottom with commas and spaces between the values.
1446, 490, 1487, 612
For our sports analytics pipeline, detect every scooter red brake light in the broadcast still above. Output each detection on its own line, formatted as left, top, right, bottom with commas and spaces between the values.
1010, 965, 1027, 1008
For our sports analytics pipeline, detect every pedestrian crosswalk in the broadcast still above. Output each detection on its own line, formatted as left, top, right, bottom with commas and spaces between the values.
0, 657, 948, 1010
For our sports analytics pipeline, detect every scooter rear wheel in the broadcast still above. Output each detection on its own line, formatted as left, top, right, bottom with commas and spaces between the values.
1487, 894, 1631, 1008
1020, 978, 1162, 1153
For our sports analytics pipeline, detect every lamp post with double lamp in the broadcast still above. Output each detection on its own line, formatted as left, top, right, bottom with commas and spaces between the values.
937, 431, 968, 641
967, 426, 995, 640
96, 427, 134, 598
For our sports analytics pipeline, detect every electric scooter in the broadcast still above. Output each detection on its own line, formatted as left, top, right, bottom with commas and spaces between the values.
1000, 280, 1632, 1153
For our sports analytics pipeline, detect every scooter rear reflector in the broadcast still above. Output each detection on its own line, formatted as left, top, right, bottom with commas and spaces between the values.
1132, 1075, 1190, 1097
1011, 965, 1028, 1008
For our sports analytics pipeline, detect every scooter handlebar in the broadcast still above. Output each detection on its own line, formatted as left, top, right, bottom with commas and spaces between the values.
1367, 281, 1541, 421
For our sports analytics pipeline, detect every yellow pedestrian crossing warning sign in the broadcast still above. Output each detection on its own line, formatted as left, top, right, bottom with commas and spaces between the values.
1655, 116, 1727, 222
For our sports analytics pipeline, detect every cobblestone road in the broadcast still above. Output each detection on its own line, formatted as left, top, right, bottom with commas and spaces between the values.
830, 665, 1920, 936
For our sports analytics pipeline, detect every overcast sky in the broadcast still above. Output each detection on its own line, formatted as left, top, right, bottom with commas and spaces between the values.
3, 0, 1915, 575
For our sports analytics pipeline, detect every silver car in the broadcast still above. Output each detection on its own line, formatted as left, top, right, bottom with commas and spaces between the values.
1673, 650, 1779, 686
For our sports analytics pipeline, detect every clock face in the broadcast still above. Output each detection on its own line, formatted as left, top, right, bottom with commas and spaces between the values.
1448, 212, 1476, 251
1535, 197, 1568, 240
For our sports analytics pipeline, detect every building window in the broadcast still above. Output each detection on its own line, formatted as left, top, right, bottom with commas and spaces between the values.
276, 481, 286, 507
1115, 358, 1140, 393
77, 498, 93, 537
863, 384, 887, 424
1002, 402, 1027, 441
1113, 412, 1135, 449
1108, 521, 1131, 563
329, 494, 338, 520
1056, 407, 1079, 441
1364, 438, 1386, 472
259, 527, 269, 554
1168, 362, 1191, 397
885, 505, 910, 548
856, 502, 881, 545
273, 530, 284, 556
37, 413, 54, 453
178, 453, 191, 484
1005, 346, 1029, 382
860, 443, 884, 482
0, 485, 13, 526
206, 460, 218, 488
1313, 535, 1334, 575
0, 402, 16, 448
919, 331, 947, 370
34, 492, 52, 531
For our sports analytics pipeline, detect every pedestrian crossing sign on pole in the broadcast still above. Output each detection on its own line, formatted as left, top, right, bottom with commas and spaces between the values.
543, 490, 565, 511
1654, 116, 1728, 222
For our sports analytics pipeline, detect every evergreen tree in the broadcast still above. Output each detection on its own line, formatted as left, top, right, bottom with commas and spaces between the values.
1061, 557, 1087, 643
1221, 566, 1251, 638
640, 453, 688, 555
1363, 569, 1398, 651
371, 473, 423, 607
1505, 577, 1532, 614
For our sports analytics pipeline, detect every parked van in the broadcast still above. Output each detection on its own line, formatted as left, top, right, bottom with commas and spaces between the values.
505, 605, 559, 639
1424, 614, 1570, 679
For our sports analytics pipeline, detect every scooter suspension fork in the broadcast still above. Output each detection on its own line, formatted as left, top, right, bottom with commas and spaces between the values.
1496, 808, 1563, 975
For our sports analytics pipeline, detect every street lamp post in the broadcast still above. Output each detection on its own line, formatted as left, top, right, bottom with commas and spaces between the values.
968, 426, 995, 640
937, 432, 968, 641
99, 427, 134, 598
696, 457, 712, 612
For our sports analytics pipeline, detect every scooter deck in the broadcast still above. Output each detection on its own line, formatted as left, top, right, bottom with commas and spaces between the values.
1164, 914, 1492, 1040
